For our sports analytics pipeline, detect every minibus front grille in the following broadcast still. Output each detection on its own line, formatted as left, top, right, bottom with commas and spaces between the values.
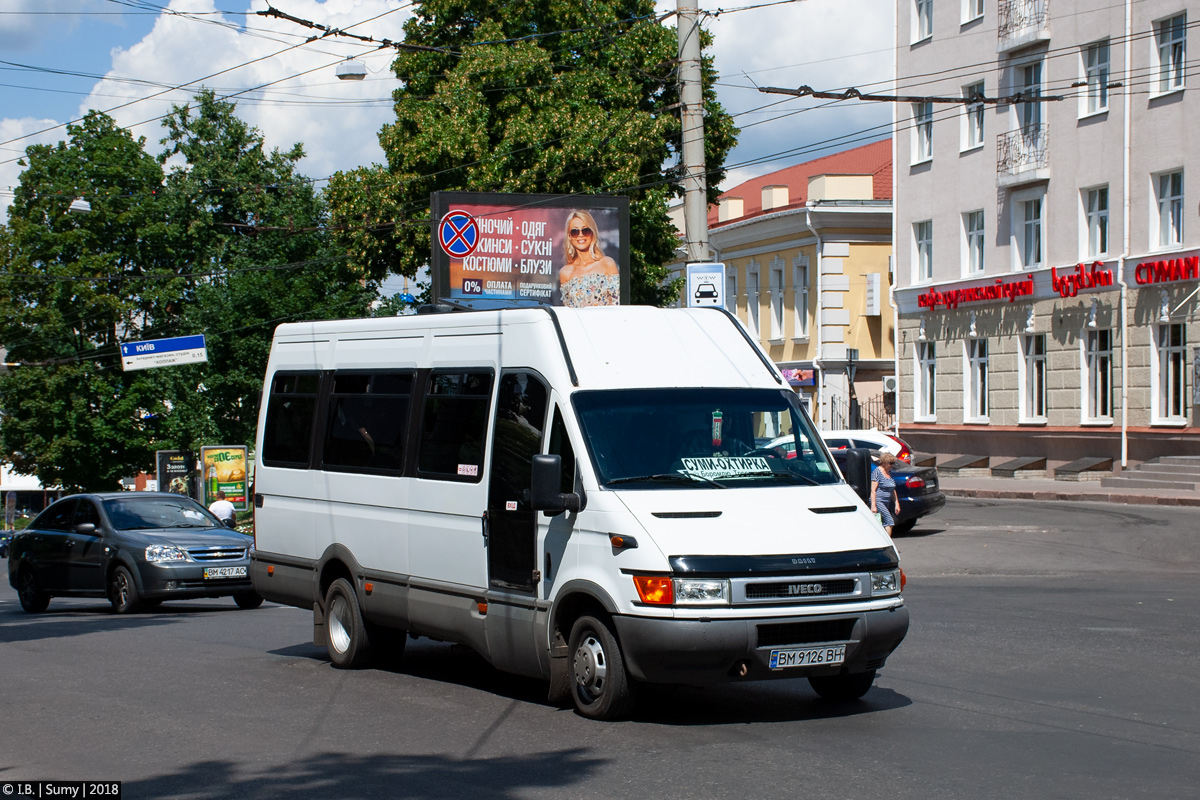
744, 578, 858, 600
757, 619, 857, 648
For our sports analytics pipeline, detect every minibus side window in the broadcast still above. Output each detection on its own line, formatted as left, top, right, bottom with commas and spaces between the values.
417, 370, 494, 481
261, 372, 320, 467
322, 371, 413, 473
548, 406, 576, 494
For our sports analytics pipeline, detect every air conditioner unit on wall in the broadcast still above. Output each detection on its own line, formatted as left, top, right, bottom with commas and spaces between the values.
882, 375, 899, 393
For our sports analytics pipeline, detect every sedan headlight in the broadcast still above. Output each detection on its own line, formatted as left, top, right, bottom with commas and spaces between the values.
145, 544, 189, 563
870, 569, 901, 596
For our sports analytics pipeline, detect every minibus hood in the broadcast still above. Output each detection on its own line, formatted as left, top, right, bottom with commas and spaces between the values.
612, 483, 887, 556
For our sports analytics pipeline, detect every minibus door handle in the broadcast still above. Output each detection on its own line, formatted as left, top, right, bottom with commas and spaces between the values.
481, 511, 489, 546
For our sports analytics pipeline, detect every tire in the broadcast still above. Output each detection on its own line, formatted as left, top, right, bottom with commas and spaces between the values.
892, 519, 917, 536
808, 669, 877, 701
109, 565, 142, 614
568, 614, 637, 720
324, 578, 370, 669
16, 567, 50, 613
233, 590, 264, 610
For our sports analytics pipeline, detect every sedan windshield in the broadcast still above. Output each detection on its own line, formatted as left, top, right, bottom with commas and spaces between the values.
573, 388, 840, 489
102, 497, 222, 531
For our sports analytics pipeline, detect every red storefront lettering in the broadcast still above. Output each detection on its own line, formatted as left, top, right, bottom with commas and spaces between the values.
1136, 255, 1200, 285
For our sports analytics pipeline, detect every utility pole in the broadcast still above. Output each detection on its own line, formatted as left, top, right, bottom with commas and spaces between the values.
677, 0, 709, 262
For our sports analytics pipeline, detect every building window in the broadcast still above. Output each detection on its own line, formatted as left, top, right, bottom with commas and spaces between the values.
746, 261, 761, 336
966, 338, 989, 421
915, 0, 933, 41
917, 341, 937, 419
1084, 186, 1109, 258
1020, 195, 1043, 268
769, 257, 785, 340
726, 271, 738, 316
1155, 170, 1184, 248
962, 0, 983, 24
792, 256, 809, 338
1156, 13, 1186, 93
1019, 61, 1043, 131
1083, 40, 1110, 114
962, 82, 985, 150
1084, 328, 1113, 421
1155, 323, 1187, 421
912, 101, 933, 163
1021, 333, 1047, 420
964, 210, 985, 274
914, 220, 933, 282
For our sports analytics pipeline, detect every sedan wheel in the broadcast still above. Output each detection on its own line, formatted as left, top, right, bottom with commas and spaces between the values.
17, 567, 51, 613
109, 565, 142, 614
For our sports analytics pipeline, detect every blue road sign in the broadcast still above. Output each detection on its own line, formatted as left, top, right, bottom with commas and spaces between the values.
120, 335, 208, 372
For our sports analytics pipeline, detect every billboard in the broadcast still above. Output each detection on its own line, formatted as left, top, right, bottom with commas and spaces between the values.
200, 446, 249, 511
431, 192, 630, 307
155, 450, 195, 498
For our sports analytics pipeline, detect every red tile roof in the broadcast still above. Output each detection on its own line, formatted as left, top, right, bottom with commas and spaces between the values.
708, 138, 892, 228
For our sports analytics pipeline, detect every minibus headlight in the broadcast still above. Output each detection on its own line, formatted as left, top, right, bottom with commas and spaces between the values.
870, 570, 901, 595
673, 578, 730, 606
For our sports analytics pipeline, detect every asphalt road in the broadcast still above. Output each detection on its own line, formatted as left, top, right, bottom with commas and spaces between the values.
2, 497, 1198, 799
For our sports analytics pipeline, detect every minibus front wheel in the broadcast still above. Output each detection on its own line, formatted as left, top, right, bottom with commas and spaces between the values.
568, 614, 637, 720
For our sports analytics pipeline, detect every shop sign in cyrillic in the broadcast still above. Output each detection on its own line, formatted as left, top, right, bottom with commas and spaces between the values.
1134, 255, 1200, 286
1051, 261, 1115, 298
917, 274, 1035, 310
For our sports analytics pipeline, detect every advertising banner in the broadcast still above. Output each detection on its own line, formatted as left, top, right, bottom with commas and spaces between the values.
155, 450, 195, 498
431, 192, 630, 307
199, 446, 248, 511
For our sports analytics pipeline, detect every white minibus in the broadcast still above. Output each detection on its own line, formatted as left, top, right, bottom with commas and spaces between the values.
250, 306, 908, 719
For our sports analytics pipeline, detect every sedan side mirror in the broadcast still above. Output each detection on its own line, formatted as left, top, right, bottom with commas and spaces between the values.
74, 523, 96, 536
530, 454, 585, 516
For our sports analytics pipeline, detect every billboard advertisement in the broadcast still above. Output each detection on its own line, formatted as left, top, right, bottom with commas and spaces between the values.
200, 446, 248, 511
431, 192, 630, 308
155, 450, 195, 498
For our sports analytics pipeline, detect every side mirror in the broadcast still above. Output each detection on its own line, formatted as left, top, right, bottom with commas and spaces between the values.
222, 517, 237, 529
830, 447, 873, 505
74, 523, 96, 536
530, 454, 584, 516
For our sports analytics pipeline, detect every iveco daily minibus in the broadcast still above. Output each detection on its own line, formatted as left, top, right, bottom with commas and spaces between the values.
250, 306, 908, 719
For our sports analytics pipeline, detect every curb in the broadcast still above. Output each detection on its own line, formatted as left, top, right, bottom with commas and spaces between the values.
943, 488, 1200, 507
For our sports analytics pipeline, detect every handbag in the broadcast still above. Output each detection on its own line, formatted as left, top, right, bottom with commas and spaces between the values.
873, 511, 883, 526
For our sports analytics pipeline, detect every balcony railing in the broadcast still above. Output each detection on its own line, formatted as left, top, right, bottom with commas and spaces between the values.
998, 0, 1049, 51
997, 124, 1049, 181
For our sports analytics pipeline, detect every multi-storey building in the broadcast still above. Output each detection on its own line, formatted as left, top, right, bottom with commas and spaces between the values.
893, 0, 1198, 468
670, 139, 895, 428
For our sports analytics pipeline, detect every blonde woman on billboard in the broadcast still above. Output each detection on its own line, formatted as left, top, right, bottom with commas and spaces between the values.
558, 210, 619, 307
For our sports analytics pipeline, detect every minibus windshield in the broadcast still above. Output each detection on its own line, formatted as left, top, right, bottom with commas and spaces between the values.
573, 388, 839, 489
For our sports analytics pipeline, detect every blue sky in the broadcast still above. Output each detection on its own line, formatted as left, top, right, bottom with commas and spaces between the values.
0, 0, 894, 221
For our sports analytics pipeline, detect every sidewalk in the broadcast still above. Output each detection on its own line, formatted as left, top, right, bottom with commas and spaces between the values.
938, 475, 1200, 507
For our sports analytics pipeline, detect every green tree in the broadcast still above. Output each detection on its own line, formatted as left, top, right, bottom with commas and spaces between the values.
326, 0, 737, 305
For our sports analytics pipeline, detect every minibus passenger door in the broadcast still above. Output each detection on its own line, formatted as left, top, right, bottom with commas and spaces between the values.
486, 372, 549, 593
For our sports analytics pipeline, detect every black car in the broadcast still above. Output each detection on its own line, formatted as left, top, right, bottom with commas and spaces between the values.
829, 448, 945, 535
7, 492, 262, 614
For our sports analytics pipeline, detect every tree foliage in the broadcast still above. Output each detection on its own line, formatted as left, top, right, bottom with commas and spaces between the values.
326, 0, 737, 305
0, 95, 374, 492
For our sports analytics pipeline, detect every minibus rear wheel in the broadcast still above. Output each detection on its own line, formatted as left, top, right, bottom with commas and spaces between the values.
568, 615, 637, 720
325, 578, 370, 669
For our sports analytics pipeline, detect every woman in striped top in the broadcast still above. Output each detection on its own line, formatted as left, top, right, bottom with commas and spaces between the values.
870, 452, 902, 537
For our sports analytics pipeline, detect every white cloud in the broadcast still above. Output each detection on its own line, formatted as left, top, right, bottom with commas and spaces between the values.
0, 0, 97, 50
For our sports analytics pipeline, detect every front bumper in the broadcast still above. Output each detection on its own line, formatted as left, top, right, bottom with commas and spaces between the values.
136, 561, 254, 599
613, 603, 909, 686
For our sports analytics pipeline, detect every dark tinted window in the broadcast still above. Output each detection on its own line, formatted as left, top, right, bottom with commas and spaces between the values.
262, 372, 320, 467
323, 371, 413, 472
34, 499, 77, 532
73, 500, 102, 529
853, 439, 885, 451
825, 438, 852, 449
418, 370, 494, 481
490, 373, 549, 508
549, 406, 576, 494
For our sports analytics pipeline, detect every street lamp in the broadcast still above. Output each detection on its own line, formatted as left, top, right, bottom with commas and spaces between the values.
68, 197, 91, 214
335, 59, 367, 81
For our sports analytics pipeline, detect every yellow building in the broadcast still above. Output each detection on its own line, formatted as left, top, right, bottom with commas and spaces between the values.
670, 140, 895, 428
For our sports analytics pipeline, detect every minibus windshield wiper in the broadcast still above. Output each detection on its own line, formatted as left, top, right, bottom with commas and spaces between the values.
606, 472, 727, 489
757, 471, 822, 486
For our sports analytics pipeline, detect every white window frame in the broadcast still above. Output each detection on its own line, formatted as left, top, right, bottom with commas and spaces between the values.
961, 82, 985, 151
1011, 186, 1045, 270
963, 209, 985, 275
962, 0, 983, 25
964, 338, 990, 422
1019, 333, 1047, 422
1154, 170, 1184, 250
792, 255, 810, 340
914, 0, 933, 42
1153, 323, 1188, 423
768, 257, 785, 342
914, 219, 934, 282
726, 270, 738, 317
912, 101, 933, 163
746, 260, 761, 337
915, 341, 937, 421
1155, 13, 1186, 95
1082, 328, 1114, 423
1083, 185, 1109, 259
1081, 40, 1110, 116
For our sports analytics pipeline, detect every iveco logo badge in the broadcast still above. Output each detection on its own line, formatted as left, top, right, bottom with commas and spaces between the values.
787, 583, 824, 596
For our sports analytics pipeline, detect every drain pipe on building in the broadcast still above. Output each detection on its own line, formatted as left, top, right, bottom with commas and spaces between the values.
890, 116, 901, 439
1117, 0, 1133, 469
807, 208, 825, 427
